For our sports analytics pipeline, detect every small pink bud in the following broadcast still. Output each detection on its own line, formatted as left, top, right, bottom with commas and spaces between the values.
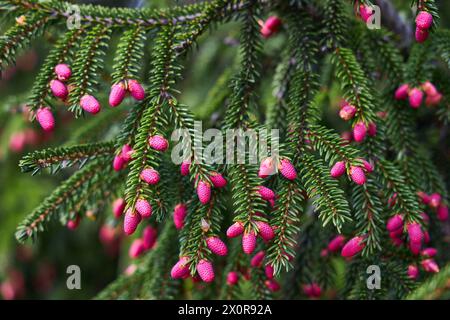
250, 251, 265, 267
415, 27, 429, 43
127, 79, 145, 101
206, 236, 228, 256
123, 209, 141, 235
265, 279, 281, 292
407, 265, 419, 280
67, 215, 80, 230
148, 135, 169, 152
50, 79, 68, 100
135, 199, 152, 219
421, 247, 437, 258
265, 265, 274, 279
257, 186, 275, 201
341, 236, 365, 258
361, 159, 374, 173
421, 259, 439, 273
80, 94, 101, 114
142, 226, 157, 250
278, 159, 297, 180
226, 271, 239, 286
353, 122, 367, 142
386, 214, 403, 232
425, 92, 443, 106
359, 4, 373, 23
140, 168, 160, 185
421, 81, 438, 97
303, 283, 322, 298
258, 157, 276, 178
367, 122, 377, 136
173, 204, 188, 230
330, 161, 346, 178
260, 16, 281, 38
171, 256, 190, 279
112, 198, 126, 218
256, 221, 274, 241
395, 84, 410, 100
109, 82, 127, 107
407, 222, 423, 244
9, 132, 26, 153
113, 154, 125, 171
129, 239, 145, 258
210, 172, 227, 188
417, 191, 430, 205
349, 166, 366, 185
339, 104, 356, 121
416, 11, 433, 30
197, 259, 215, 283
328, 235, 345, 252
424, 231, 430, 244
196, 180, 211, 204
429, 193, 441, 208
36, 107, 55, 132
227, 221, 244, 238
242, 230, 257, 254
121, 144, 134, 162
180, 160, 191, 176
408, 88, 424, 108
54, 64, 71, 81
437, 205, 449, 221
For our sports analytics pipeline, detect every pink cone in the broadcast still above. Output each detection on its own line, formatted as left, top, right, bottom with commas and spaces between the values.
112, 198, 126, 218
408, 88, 424, 108
197, 180, 211, 204
395, 84, 410, 100
330, 161, 346, 178
437, 205, 448, 221
256, 221, 274, 241
142, 226, 157, 250
265, 279, 281, 292
386, 214, 403, 232
278, 159, 297, 180
140, 168, 160, 185
416, 11, 433, 30
109, 82, 127, 107
421, 247, 437, 258
407, 265, 419, 280
148, 135, 169, 152
80, 94, 101, 114
242, 231, 257, 254
135, 199, 152, 219
250, 251, 265, 267
339, 104, 356, 121
127, 79, 145, 101
361, 159, 374, 172
341, 236, 365, 258
421, 259, 439, 273
227, 221, 244, 238
210, 172, 227, 188
349, 166, 366, 185
328, 235, 345, 252
226, 271, 239, 286
121, 144, 134, 162
407, 222, 423, 244
421, 81, 438, 97
173, 204, 188, 230
359, 4, 373, 23
367, 122, 377, 136
36, 107, 55, 132
353, 122, 367, 142
415, 27, 429, 43
265, 265, 274, 279
123, 209, 142, 235
180, 160, 190, 176
129, 239, 145, 258
258, 157, 276, 178
113, 154, 125, 171
197, 259, 215, 283
50, 79, 68, 100
171, 256, 190, 279
429, 193, 441, 208
67, 215, 80, 230
206, 236, 228, 256
257, 186, 275, 201
54, 64, 71, 81
303, 283, 321, 298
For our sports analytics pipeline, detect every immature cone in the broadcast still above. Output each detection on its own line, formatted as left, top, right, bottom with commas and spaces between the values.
257, 186, 275, 201
54, 63, 71, 81
349, 166, 366, 185
129, 239, 145, 258
416, 11, 433, 30
142, 226, 157, 250
339, 104, 356, 121
80, 94, 101, 114
109, 82, 126, 107
361, 159, 374, 173
429, 193, 441, 208
303, 283, 321, 298
127, 79, 145, 101
425, 92, 443, 106
395, 84, 410, 100
36, 107, 55, 132
197, 259, 215, 283
260, 16, 281, 38
407, 222, 423, 244
9, 132, 26, 153
226, 221, 244, 238
359, 4, 373, 23
417, 191, 430, 205
256, 221, 275, 241
367, 122, 377, 137
50, 79, 68, 100
226, 271, 239, 286
242, 231, 257, 254
121, 144, 134, 162
421, 247, 437, 258
415, 27, 429, 43
209, 172, 227, 188
173, 204, 188, 230
330, 161, 346, 178
386, 214, 403, 232
408, 88, 424, 108
140, 168, 160, 185
112, 198, 126, 218
171, 256, 190, 279
353, 122, 367, 142
265, 265, 274, 279
258, 157, 276, 178
436, 205, 449, 221
407, 265, 419, 280
196, 180, 211, 204
206, 236, 228, 256
341, 236, 365, 258
328, 235, 345, 252
180, 161, 190, 176
148, 135, 169, 152
265, 279, 281, 292
278, 159, 297, 180
123, 209, 142, 235
250, 251, 265, 268
67, 215, 80, 230
135, 199, 152, 219
112, 154, 125, 171
422, 81, 438, 97
421, 259, 439, 273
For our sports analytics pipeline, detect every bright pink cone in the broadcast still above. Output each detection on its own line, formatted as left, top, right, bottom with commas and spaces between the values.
127, 79, 145, 101
429, 193, 441, 208
257, 186, 275, 201
341, 236, 365, 258
339, 104, 356, 121
359, 4, 373, 23
349, 166, 366, 185
367, 122, 377, 136
36, 107, 55, 132
417, 191, 430, 205
129, 239, 145, 258
386, 214, 403, 232
148, 135, 169, 152
113, 154, 125, 171
421, 259, 439, 273
265, 279, 281, 292
121, 144, 134, 162
424, 231, 430, 244
328, 235, 345, 252
265, 265, 274, 279
173, 203, 188, 230
197, 259, 215, 283
227, 221, 244, 238
250, 251, 265, 267
210, 172, 227, 188
256, 221, 274, 241
9, 131, 26, 153
112, 198, 126, 218
258, 157, 276, 178
278, 159, 297, 180
422, 81, 438, 97
260, 16, 281, 38
416, 11, 433, 30
142, 226, 157, 250
109, 82, 126, 107
80, 94, 101, 114
226, 271, 239, 286
415, 27, 429, 43
407, 265, 419, 280
437, 205, 448, 221
140, 168, 160, 185
135, 199, 152, 219
180, 160, 190, 176
408, 88, 424, 108
54, 64, 71, 81
421, 247, 437, 258
50, 79, 68, 100
407, 222, 423, 244
353, 122, 367, 142
206, 236, 228, 256
197, 180, 211, 204
242, 230, 257, 255
123, 209, 142, 235
425, 92, 442, 106
67, 215, 80, 230
171, 256, 190, 279
395, 84, 410, 100
330, 161, 346, 178
303, 283, 321, 298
